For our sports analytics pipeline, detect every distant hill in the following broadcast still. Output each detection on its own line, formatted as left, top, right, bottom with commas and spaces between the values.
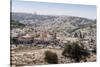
11, 12, 96, 36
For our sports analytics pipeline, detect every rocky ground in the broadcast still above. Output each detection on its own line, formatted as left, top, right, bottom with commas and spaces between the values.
11, 46, 96, 67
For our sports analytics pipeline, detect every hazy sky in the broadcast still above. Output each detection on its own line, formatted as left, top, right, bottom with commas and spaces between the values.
12, 0, 97, 19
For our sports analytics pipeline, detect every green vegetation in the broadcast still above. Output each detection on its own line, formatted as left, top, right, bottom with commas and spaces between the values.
44, 50, 58, 64
10, 20, 25, 29
62, 42, 90, 62
10, 37, 18, 47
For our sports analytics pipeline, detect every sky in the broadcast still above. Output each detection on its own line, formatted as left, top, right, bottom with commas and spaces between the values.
12, 0, 97, 19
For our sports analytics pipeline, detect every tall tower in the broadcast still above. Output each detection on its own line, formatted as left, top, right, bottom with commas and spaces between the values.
33, 11, 37, 15
40, 25, 48, 41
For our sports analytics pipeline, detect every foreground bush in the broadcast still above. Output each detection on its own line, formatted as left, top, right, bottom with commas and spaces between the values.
62, 42, 90, 62
44, 51, 58, 64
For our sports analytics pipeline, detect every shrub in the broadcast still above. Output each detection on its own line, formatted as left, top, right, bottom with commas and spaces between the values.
62, 41, 90, 62
10, 37, 18, 47
62, 42, 72, 57
44, 50, 58, 64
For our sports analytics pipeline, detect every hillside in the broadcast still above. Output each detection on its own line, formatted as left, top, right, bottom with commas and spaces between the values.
11, 12, 96, 38
10, 20, 25, 29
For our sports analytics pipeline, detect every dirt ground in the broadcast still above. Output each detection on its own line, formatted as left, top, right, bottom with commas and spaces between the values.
11, 46, 96, 67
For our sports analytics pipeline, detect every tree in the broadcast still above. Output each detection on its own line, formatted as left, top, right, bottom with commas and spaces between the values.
62, 41, 90, 62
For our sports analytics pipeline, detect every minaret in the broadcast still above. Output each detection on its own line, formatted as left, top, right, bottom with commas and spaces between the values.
33, 11, 37, 15
40, 25, 47, 41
